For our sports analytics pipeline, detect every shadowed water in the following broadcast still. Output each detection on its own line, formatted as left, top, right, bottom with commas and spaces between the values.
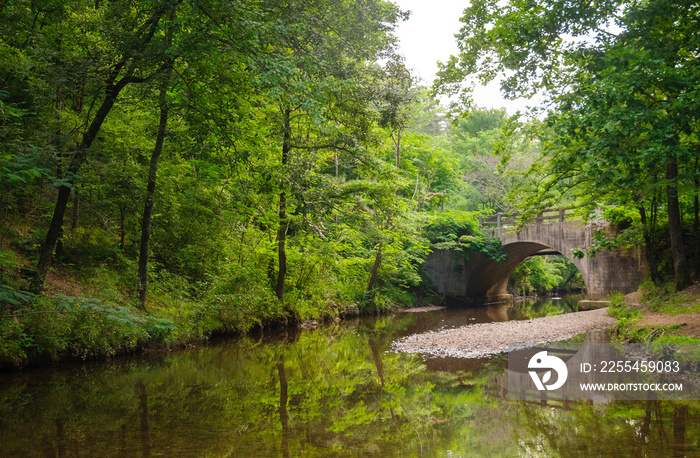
1, 295, 697, 457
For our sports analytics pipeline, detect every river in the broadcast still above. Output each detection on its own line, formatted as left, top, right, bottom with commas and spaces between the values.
1, 295, 697, 457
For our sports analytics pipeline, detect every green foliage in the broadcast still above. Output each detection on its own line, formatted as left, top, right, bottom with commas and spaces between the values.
508, 257, 563, 296
434, 108, 539, 213
0, 283, 33, 307
424, 211, 482, 242
358, 285, 415, 314
607, 292, 642, 341
625, 324, 684, 344
607, 284, 700, 346
61, 227, 133, 270
654, 335, 700, 345
573, 229, 621, 260
425, 211, 506, 262
0, 291, 176, 367
203, 268, 283, 333
437, 0, 700, 287
639, 282, 700, 314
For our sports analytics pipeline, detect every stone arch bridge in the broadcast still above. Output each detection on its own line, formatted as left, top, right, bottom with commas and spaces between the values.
424, 208, 647, 305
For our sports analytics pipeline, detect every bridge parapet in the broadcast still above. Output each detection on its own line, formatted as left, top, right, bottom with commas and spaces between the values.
479, 207, 577, 236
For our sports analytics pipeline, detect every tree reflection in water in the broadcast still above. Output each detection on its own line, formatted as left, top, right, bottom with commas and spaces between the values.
0, 310, 697, 456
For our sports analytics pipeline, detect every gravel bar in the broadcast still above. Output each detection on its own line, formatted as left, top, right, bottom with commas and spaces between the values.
392, 308, 615, 359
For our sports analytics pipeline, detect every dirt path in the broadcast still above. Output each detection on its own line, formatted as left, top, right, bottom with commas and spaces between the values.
391, 308, 615, 359
636, 312, 700, 337
624, 286, 700, 337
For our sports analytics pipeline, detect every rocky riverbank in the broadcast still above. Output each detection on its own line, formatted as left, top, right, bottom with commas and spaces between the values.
392, 308, 615, 359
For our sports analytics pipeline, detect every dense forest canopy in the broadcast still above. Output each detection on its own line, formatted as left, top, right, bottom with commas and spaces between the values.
0, 0, 696, 365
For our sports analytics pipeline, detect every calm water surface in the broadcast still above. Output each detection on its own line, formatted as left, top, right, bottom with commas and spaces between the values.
1, 295, 698, 457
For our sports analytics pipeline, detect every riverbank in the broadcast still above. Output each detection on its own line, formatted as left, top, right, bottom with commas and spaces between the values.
0, 245, 412, 369
392, 308, 615, 358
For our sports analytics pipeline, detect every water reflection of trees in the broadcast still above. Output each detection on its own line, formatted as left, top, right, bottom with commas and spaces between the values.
509, 295, 585, 320
0, 316, 697, 456
514, 400, 698, 457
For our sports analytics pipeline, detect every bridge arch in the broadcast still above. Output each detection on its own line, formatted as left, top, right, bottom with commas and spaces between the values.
424, 209, 647, 304
465, 241, 581, 299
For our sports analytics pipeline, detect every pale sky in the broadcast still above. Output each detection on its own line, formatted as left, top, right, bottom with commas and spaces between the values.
392, 0, 541, 115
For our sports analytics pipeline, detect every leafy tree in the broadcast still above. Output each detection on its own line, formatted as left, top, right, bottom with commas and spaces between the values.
20, 0, 188, 293
244, 0, 406, 302
508, 256, 564, 296
437, 108, 540, 213
136, 2, 179, 308
376, 55, 417, 169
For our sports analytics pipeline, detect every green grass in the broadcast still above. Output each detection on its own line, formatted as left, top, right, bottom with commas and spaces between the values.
624, 324, 682, 343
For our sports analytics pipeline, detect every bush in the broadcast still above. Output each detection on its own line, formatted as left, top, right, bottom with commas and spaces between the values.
359, 286, 414, 314
0, 292, 176, 368
508, 257, 563, 296
200, 265, 283, 333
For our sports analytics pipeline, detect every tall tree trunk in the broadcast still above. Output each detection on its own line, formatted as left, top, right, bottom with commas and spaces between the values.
137, 88, 169, 306
393, 128, 402, 168
639, 205, 661, 285
666, 158, 692, 290
367, 241, 383, 291
138, 62, 173, 308
276, 108, 292, 301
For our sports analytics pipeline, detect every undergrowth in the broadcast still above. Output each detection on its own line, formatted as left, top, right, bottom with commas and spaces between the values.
606, 286, 700, 375
641, 282, 700, 314
607, 292, 642, 341
0, 292, 175, 366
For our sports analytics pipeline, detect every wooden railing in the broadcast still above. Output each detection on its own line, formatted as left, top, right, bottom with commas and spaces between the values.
480, 207, 576, 231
